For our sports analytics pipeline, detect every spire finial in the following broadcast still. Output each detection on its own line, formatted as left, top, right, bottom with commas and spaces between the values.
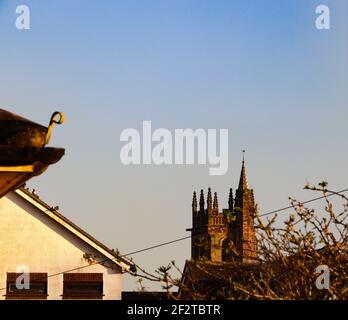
242, 149, 245, 163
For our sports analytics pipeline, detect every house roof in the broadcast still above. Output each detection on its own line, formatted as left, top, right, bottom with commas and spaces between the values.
179, 260, 261, 299
12, 186, 135, 273
183, 260, 259, 282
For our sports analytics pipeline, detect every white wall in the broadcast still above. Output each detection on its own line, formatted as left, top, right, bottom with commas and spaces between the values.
0, 191, 123, 300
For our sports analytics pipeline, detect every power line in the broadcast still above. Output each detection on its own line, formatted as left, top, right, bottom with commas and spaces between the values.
259, 188, 348, 217
124, 235, 192, 256
0, 188, 347, 292
0, 236, 192, 292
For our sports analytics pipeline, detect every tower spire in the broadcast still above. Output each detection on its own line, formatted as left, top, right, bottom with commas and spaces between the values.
238, 150, 249, 190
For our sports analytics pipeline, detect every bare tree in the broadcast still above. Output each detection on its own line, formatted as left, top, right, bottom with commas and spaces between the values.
84, 182, 348, 299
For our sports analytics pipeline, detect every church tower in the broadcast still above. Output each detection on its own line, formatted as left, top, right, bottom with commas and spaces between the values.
188, 157, 257, 263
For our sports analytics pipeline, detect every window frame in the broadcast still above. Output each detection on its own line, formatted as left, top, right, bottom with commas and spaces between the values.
5, 273, 48, 300
62, 273, 104, 300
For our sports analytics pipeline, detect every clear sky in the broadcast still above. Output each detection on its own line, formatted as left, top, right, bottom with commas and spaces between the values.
0, 0, 347, 290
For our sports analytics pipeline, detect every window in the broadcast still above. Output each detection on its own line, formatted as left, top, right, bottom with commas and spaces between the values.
6, 273, 48, 300
62, 273, 103, 300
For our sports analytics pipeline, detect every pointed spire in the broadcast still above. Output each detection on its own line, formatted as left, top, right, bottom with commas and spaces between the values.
207, 188, 212, 214
199, 189, 205, 213
192, 191, 197, 213
228, 188, 233, 211
213, 192, 219, 212
238, 151, 249, 190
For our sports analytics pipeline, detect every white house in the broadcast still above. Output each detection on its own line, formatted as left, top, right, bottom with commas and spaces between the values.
0, 187, 134, 300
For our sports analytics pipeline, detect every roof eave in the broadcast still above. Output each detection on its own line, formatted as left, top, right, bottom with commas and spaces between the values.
13, 188, 133, 272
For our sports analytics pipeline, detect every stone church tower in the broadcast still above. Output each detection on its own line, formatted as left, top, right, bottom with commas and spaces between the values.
188, 159, 257, 264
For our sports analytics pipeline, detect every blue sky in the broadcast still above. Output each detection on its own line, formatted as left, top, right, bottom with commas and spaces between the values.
0, 0, 347, 290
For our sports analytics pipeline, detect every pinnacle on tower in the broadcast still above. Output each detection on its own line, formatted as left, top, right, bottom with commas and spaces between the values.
192, 191, 197, 213
228, 188, 233, 211
199, 189, 205, 213
213, 192, 219, 212
207, 188, 212, 214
